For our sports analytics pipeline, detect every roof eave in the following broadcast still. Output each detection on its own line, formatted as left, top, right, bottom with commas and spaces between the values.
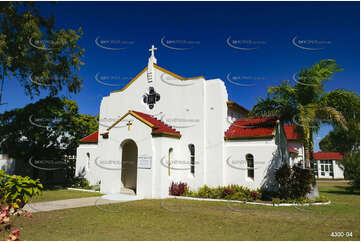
152, 132, 182, 139
224, 134, 274, 140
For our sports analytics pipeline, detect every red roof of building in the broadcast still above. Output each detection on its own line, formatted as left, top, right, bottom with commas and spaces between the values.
313, 152, 343, 160
288, 145, 299, 153
130, 110, 181, 136
225, 116, 278, 139
284, 124, 302, 140
79, 131, 98, 143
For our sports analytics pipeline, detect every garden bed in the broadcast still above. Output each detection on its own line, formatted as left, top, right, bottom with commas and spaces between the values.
168, 195, 331, 207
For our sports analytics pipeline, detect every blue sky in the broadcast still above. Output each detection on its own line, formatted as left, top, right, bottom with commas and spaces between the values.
1, 1, 360, 151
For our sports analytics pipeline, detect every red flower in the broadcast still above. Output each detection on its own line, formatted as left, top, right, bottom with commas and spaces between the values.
7, 229, 19, 241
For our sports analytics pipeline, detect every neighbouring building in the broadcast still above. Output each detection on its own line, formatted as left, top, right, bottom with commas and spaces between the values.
313, 152, 344, 179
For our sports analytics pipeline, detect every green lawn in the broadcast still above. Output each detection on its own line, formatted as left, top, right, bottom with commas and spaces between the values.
16, 181, 359, 241
30, 189, 103, 203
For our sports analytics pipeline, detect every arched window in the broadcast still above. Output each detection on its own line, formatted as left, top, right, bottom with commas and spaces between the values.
189, 144, 195, 175
246, 154, 254, 179
168, 148, 173, 176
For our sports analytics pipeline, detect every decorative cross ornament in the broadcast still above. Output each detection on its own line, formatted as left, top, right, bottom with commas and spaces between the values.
149, 45, 157, 58
143, 87, 160, 109
127, 121, 132, 131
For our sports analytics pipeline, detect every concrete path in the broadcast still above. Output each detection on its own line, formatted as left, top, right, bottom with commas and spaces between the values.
24, 194, 142, 213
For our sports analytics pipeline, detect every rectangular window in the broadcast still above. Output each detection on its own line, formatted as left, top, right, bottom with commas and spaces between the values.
248, 169, 254, 179
321, 165, 324, 171
189, 145, 195, 175
246, 154, 254, 179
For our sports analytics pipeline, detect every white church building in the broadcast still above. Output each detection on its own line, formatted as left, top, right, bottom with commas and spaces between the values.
76, 46, 295, 199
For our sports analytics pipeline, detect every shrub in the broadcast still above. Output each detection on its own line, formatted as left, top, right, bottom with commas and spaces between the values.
0, 170, 43, 207
342, 151, 360, 190
169, 182, 188, 196
260, 188, 278, 201
69, 177, 91, 189
0, 171, 37, 241
250, 190, 262, 201
222, 186, 235, 197
183, 184, 260, 201
290, 166, 314, 198
275, 164, 292, 199
230, 191, 248, 201
275, 164, 314, 199
197, 185, 215, 198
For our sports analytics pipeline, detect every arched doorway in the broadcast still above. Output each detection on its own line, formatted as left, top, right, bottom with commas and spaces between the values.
121, 139, 138, 193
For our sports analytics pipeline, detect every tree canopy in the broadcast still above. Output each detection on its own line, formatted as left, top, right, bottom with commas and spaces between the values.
0, 97, 98, 178
319, 89, 360, 154
0, 2, 84, 101
250, 59, 348, 167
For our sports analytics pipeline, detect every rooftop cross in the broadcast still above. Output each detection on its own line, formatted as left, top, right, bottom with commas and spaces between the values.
149, 45, 157, 57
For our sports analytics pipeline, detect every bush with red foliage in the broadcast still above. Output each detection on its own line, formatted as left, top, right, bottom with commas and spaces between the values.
169, 182, 188, 196
250, 190, 262, 200
222, 187, 235, 197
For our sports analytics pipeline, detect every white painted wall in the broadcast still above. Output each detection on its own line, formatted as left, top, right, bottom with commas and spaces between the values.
288, 140, 305, 168
76, 60, 290, 198
333, 161, 344, 179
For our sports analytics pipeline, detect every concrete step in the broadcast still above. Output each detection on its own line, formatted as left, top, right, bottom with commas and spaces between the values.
120, 187, 136, 195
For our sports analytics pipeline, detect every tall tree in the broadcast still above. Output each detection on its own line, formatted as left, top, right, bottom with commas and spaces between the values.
250, 60, 348, 168
319, 89, 360, 154
0, 2, 84, 104
0, 97, 98, 181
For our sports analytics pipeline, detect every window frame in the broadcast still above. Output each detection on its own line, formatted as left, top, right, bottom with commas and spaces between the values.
189, 144, 195, 175
246, 154, 254, 179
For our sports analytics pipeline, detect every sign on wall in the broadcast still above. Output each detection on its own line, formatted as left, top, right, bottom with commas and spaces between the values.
138, 156, 152, 169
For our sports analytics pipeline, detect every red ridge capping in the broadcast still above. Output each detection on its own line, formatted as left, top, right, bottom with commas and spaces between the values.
225, 116, 278, 139
313, 152, 343, 160
79, 131, 98, 143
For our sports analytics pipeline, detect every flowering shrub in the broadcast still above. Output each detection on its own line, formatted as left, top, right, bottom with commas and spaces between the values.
0, 200, 33, 241
0, 170, 42, 240
169, 182, 188, 196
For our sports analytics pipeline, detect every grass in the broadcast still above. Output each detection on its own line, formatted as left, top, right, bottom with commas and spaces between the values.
30, 189, 102, 203
14, 181, 359, 241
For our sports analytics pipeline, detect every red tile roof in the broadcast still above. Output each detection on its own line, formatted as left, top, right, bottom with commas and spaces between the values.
288, 145, 299, 153
79, 131, 98, 143
225, 116, 278, 139
313, 152, 343, 160
284, 125, 302, 140
80, 110, 181, 143
131, 110, 181, 136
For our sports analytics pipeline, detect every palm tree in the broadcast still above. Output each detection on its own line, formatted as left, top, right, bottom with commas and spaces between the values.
250, 59, 348, 168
